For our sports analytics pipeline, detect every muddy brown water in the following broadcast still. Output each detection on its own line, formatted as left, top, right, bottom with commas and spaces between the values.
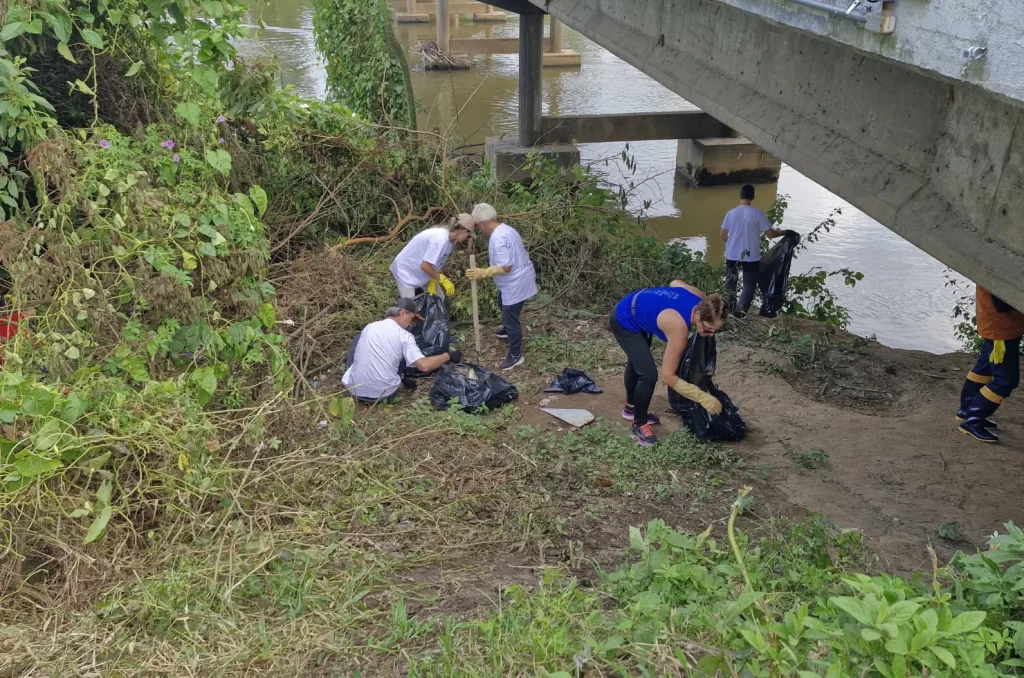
240, 1, 972, 354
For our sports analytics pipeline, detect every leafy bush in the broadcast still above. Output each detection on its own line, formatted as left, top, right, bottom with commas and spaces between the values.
423, 497, 1024, 676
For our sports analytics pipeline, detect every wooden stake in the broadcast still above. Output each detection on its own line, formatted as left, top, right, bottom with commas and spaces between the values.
469, 238, 482, 352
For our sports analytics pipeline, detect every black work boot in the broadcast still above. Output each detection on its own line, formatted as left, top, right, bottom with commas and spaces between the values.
958, 395, 1001, 444
956, 376, 998, 428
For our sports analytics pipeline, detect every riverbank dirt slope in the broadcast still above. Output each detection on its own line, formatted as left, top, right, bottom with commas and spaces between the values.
467, 311, 1024, 577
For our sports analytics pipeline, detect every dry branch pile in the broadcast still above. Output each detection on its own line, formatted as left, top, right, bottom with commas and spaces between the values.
415, 41, 471, 70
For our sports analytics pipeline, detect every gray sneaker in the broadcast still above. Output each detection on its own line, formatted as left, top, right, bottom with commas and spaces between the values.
499, 354, 524, 371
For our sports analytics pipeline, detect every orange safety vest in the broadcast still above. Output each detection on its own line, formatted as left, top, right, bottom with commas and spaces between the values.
976, 287, 1024, 341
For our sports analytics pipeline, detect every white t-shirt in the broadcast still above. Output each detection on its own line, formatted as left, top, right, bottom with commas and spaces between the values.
722, 205, 772, 263
342, 319, 425, 399
488, 223, 537, 306
389, 227, 454, 290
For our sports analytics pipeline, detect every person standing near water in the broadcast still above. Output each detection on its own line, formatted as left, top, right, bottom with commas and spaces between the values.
720, 184, 786, 316
390, 214, 474, 299
465, 203, 537, 371
957, 286, 1024, 443
609, 281, 727, 447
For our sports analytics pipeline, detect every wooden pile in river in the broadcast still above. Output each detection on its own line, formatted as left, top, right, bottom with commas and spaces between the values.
416, 41, 471, 70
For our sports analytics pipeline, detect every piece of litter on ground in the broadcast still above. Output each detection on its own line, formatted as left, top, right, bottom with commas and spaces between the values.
539, 397, 551, 407
541, 408, 594, 428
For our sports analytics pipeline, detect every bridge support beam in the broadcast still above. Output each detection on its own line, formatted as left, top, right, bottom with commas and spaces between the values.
538, 112, 729, 144
396, 1, 489, 21
473, 4, 508, 21
447, 16, 580, 66
486, 11, 581, 181
395, 0, 429, 23
677, 137, 782, 186
539, 0, 1024, 308
518, 14, 543, 147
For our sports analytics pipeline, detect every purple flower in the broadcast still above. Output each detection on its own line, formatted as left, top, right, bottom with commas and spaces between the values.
218, 137, 225, 145
161, 139, 175, 150
172, 154, 180, 163
99, 139, 111, 148
216, 115, 226, 123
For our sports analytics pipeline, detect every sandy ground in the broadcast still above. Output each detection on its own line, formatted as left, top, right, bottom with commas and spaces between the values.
496, 314, 1024, 574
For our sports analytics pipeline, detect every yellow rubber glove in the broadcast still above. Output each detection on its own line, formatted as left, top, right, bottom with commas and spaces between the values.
427, 274, 456, 297
465, 265, 505, 281
992, 340, 1006, 364
671, 379, 723, 415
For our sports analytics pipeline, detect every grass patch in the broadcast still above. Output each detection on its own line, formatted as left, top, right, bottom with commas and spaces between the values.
793, 447, 830, 469
528, 331, 616, 375
532, 420, 738, 499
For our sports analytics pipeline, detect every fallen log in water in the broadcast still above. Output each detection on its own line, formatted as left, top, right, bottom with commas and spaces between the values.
416, 41, 471, 70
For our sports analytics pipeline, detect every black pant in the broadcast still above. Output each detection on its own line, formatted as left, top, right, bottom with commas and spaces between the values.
609, 312, 657, 426
498, 291, 525, 358
356, 389, 399, 404
725, 259, 759, 313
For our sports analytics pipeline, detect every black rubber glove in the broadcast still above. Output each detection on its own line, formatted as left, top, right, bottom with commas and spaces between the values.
447, 349, 462, 364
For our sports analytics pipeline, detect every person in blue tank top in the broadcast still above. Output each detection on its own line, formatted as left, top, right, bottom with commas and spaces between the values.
609, 281, 727, 446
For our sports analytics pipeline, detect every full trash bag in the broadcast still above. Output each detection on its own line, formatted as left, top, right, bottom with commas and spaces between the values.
667, 333, 746, 441
757, 230, 801, 318
404, 293, 452, 378
543, 368, 603, 394
430, 362, 519, 412
410, 292, 451, 356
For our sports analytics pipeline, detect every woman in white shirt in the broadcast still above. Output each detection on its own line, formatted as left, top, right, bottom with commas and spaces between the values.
465, 203, 537, 371
390, 214, 474, 298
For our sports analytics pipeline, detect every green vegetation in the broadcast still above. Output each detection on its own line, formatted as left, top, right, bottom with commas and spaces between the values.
410, 496, 1024, 676
1, 0, 1019, 674
311, 0, 417, 127
532, 420, 737, 498
793, 447, 830, 469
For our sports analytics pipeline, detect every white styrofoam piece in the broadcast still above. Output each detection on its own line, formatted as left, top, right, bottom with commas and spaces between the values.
540, 408, 595, 428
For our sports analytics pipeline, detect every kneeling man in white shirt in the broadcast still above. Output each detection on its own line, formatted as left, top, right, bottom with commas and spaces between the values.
343, 298, 461, 403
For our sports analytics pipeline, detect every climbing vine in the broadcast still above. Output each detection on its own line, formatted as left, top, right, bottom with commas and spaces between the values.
311, 0, 417, 128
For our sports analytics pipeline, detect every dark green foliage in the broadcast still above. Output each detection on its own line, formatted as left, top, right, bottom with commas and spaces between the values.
312, 0, 416, 127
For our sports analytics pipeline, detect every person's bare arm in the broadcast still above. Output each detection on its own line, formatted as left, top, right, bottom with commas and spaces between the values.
669, 280, 704, 298
420, 261, 441, 282
656, 310, 689, 388
764, 228, 785, 239
413, 353, 450, 373
720, 228, 729, 242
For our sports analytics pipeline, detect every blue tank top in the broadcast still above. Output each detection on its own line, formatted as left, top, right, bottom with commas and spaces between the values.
614, 287, 700, 341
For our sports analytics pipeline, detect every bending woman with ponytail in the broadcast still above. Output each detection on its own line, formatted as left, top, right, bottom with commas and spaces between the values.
610, 281, 728, 447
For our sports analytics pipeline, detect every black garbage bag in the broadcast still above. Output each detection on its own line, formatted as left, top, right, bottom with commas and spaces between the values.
758, 230, 801, 318
543, 368, 603, 394
430, 362, 519, 412
667, 333, 746, 441
410, 292, 451, 356
403, 293, 452, 378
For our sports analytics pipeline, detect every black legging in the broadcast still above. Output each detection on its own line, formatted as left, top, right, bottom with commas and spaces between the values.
609, 312, 658, 426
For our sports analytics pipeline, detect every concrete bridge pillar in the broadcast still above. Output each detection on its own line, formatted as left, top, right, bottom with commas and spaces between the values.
518, 14, 543, 147
676, 137, 782, 186
473, 3, 507, 21
485, 10, 579, 181
436, 0, 450, 52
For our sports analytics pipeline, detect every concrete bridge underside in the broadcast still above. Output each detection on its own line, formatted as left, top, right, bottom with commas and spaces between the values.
505, 0, 1024, 309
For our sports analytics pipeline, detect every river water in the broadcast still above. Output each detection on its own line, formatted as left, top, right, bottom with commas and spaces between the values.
240, 2, 968, 354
